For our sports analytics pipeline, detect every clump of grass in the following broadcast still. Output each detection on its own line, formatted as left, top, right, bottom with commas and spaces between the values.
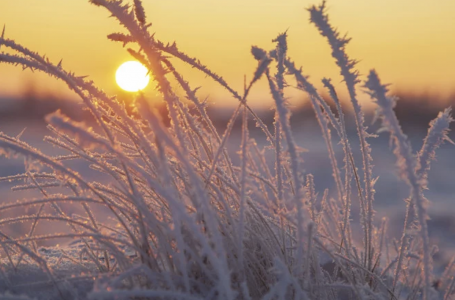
0, 1, 454, 299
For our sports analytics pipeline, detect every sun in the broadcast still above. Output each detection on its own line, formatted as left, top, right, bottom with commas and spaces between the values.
115, 61, 150, 92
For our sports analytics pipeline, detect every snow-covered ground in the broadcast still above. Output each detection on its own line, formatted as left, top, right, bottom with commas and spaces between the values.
0, 118, 454, 299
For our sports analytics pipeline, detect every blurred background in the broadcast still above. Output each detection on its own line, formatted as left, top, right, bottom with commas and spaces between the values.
1, 0, 455, 271
1, 0, 455, 107
1, 0, 455, 130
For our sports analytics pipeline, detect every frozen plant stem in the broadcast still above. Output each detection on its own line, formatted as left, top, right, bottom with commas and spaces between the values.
365, 70, 435, 300
309, 1, 376, 272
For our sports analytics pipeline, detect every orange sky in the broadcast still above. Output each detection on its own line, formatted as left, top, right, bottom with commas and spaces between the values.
0, 0, 454, 108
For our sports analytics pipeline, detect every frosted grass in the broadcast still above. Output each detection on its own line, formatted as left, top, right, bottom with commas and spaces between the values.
0, 1, 454, 299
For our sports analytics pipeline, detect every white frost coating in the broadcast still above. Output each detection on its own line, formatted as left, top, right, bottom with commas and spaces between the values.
0, 1, 453, 300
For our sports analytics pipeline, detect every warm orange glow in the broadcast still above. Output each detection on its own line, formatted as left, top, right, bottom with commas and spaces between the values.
0, 0, 454, 107
115, 61, 150, 92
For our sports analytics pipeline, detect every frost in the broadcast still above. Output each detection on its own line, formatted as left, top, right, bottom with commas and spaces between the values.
0, 1, 453, 300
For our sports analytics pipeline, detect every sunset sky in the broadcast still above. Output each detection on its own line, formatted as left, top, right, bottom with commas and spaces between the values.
0, 0, 454, 108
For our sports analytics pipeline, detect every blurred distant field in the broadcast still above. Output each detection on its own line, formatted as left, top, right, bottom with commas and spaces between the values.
1, 91, 455, 273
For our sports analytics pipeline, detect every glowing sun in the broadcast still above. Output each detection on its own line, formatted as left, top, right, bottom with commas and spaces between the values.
115, 61, 150, 92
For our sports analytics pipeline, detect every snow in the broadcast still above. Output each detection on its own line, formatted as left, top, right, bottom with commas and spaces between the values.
0, 118, 454, 299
